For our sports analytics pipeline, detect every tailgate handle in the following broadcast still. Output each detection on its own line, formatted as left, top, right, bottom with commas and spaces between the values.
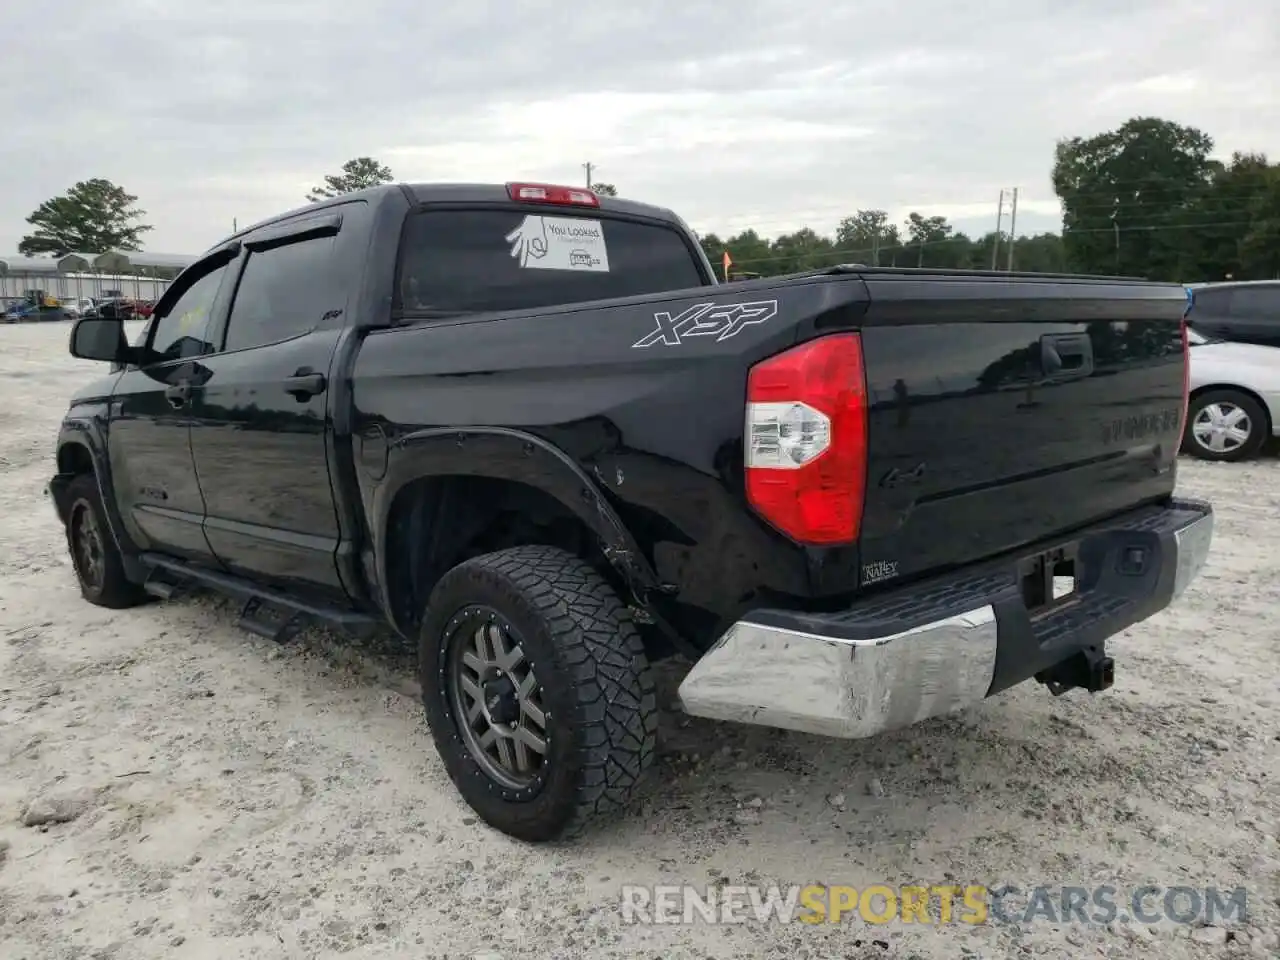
1039, 333, 1093, 379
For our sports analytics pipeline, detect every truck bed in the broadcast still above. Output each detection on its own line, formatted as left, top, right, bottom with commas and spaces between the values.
354, 265, 1188, 644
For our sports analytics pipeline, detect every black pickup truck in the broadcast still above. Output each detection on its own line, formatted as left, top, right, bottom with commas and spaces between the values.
51, 182, 1213, 841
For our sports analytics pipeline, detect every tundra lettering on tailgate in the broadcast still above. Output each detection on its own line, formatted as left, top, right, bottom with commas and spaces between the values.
632, 300, 778, 348
1101, 406, 1182, 444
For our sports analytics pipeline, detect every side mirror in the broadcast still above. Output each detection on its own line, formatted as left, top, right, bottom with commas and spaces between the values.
69, 316, 129, 363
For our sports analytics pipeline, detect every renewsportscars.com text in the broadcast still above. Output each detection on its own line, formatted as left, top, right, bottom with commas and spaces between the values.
619, 884, 1249, 927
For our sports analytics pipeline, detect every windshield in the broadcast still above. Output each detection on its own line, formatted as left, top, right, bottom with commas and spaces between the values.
397, 208, 708, 315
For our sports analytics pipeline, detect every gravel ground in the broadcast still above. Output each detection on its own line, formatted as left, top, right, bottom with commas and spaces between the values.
0, 320, 1277, 960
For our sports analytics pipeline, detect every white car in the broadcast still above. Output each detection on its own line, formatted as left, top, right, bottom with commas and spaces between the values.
58, 297, 95, 319
1184, 327, 1280, 461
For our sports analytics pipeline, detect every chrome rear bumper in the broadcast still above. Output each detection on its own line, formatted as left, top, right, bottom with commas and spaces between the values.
678, 500, 1213, 740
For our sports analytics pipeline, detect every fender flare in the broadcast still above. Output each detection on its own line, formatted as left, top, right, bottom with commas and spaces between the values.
372, 426, 663, 616
53, 412, 143, 566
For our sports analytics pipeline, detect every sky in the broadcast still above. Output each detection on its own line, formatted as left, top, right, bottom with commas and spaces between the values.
2, 0, 1277, 258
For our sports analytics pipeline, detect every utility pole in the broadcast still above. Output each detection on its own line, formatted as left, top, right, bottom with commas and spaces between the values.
1005, 187, 1019, 271
991, 189, 1005, 270
582, 162, 594, 189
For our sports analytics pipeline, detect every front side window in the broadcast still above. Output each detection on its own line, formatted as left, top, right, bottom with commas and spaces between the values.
222, 234, 336, 353
147, 263, 228, 363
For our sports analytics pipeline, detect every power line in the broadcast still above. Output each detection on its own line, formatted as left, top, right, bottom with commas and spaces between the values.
1058, 193, 1279, 213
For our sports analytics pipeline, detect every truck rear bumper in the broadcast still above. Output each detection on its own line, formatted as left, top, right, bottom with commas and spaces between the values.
677, 497, 1213, 739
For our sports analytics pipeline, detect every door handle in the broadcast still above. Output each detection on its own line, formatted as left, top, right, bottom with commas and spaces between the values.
283, 371, 326, 401
1039, 333, 1093, 380
165, 382, 191, 409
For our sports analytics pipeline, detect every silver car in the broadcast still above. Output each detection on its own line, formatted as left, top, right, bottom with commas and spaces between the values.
1184, 327, 1280, 461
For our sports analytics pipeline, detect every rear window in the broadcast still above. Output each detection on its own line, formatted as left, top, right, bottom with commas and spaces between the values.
397, 209, 707, 315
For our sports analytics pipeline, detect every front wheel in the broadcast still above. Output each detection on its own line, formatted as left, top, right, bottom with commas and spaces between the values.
1182, 389, 1268, 462
418, 545, 658, 842
63, 473, 147, 608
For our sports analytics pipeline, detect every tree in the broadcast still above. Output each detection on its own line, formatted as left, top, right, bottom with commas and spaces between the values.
686, 116, 1278, 282
769, 228, 835, 273
702, 229, 774, 276
1052, 117, 1216, 279
592, 182, 618, 197
904, 213, 954, 267
1011, 233, 1068, 273
306, 157, 394, 202
18, 179, 152, 257
1238, 166, 1280, 280
1179, 152, 1276, 280
835, 210, 901, 264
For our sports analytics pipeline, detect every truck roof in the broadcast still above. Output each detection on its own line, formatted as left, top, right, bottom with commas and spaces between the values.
403, 183, 684, 224
216, 182, 687, 252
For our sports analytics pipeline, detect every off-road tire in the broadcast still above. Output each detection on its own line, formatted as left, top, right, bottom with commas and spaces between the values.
418, 545, 658, 842
64, 473, 147, 608
1182, 388, 1268, 462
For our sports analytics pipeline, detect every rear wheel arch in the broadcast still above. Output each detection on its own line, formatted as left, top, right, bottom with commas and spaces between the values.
376, 430, 664, 635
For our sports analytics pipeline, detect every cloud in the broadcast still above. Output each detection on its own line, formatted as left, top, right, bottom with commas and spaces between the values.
2, 0, 1277, 254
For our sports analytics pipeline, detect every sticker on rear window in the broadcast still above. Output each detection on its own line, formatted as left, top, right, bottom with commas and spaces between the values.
505, 215, 610, 272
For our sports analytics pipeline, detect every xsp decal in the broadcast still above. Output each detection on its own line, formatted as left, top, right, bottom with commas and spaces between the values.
631, 300, 779, 348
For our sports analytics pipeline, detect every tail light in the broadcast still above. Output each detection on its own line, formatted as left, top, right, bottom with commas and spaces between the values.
506, 183, 599, 207
745, 333, 868, 545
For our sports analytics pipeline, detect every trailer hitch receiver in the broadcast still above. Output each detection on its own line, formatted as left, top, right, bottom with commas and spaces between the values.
1038, 645, 1114, 696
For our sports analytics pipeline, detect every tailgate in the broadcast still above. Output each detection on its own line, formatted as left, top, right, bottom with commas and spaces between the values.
856, 275, 1187, 583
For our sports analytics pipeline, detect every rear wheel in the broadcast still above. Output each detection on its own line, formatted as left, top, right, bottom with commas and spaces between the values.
64, 474, 147, 608
1183, 389, 1268, 462
418, 545, 657, 842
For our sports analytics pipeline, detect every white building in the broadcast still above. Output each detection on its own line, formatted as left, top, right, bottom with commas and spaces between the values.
0, 251, 196, 302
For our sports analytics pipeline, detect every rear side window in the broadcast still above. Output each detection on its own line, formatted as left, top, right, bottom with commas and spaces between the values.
1191, 288, 1230, 314
1228, 285, 1280, 318
223, 234, 336, 352
397, 209, 707, 314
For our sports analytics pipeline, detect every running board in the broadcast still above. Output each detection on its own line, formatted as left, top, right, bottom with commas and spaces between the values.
142, 567, 188, 601
139, 553, 381, 643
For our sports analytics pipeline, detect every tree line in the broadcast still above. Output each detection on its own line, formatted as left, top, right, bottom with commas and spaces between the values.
14, 116, 1280, 283
703, 117, 1280, 281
